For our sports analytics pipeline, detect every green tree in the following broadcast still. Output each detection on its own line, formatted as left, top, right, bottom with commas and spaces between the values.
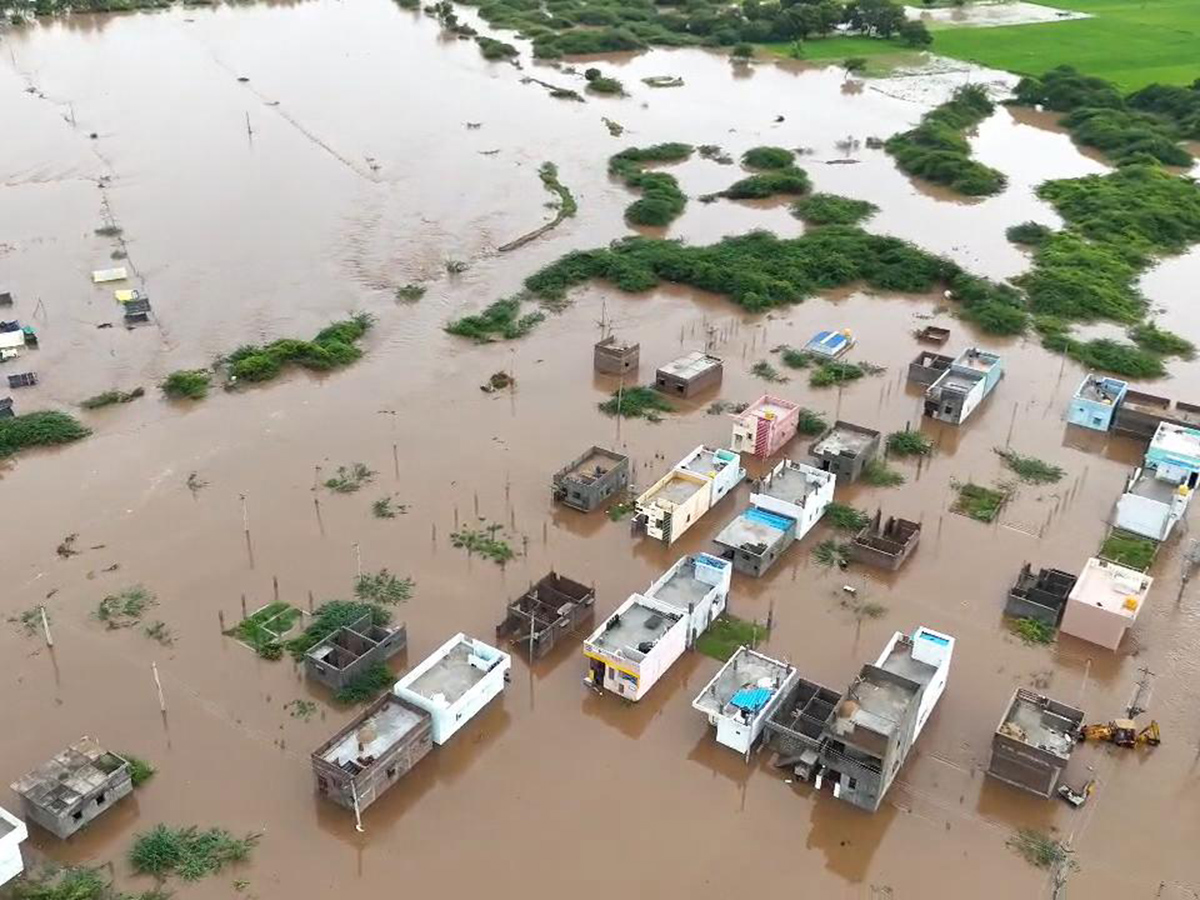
898, 19, 931, 47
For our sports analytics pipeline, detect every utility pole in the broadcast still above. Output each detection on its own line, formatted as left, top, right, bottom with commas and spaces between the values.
39, 605, 53, 648
152, 662, 166, 712
1127, 666, 1155, 719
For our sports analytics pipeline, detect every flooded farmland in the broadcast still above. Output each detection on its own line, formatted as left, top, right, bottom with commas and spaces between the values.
1, 1, 1199, 898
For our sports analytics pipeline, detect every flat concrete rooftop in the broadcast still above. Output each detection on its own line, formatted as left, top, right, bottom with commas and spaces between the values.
813, 425, 877, 457
0, 815, 14, 840
956, 350, 999, 372
646, 472, 705, 506
845, 676, 918, 738
694, 648, 793, 718
1128, 472, 1183, 503
937, 370, 982, 392
1076, 376, 1126, 403
593, 601, 680, 654
679, 447, 731, 478
760, 463, 828, 505
650, 564, 715, 610
1001, 694, 1076, 758
1150, 423, 1200, 461
659, 351, 721, 380
564, 448, 623, 481
744, 396, 798, 419
880, 642, 938, 689
405, 643, 486, 704
318, 698, 423, 770
11, 737, 126, 815
1072, 557, 1150, 618
714, 511, 789, 553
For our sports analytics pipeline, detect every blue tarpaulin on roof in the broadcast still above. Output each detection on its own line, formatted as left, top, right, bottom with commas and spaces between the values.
745, 507, 794, 532
730, 686, 772, 712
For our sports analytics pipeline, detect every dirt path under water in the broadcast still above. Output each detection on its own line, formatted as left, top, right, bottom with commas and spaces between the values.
1, 2, 1199, 898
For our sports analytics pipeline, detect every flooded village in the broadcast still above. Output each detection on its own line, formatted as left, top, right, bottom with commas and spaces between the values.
1, 0, 1200, 898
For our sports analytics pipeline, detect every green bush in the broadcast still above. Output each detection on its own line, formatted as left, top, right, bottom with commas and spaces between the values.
741, 146, 795, 170
885, 84, 1007, 197
1129, 321, 1195, 358
587, 75, 624, 94
792, 193, 878, 226
826, 503, 870, 531
161, 369, 211, 400
886, 429, 932, 456
446, 296, 545, 342
722, 166, 810, 200
1006, 221, 1053, 246
609, 143, 694, 227
1100, 530, 1156, 570
225, 314, 372, 384
476, 35, 519, 59
286, 601, 390, 660
0, 410, 91, 458
598, 385, 674, 420
335, 662, 395, 705
129, 825, 257, 881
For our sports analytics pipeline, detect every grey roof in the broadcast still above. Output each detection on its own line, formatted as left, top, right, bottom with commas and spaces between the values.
10, 737, 128, 814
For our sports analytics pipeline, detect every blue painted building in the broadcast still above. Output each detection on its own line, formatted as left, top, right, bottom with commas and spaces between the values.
1068, 374, 1128, 432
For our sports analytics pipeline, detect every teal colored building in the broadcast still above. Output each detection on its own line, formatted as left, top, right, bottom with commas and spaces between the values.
1068, 374, 1128, 432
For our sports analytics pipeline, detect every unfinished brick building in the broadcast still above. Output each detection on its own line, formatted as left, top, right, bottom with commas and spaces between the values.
312, 694, 433, 813
305, 614, 408, 692
849, 512, 920, 571
496, 572, 595, 659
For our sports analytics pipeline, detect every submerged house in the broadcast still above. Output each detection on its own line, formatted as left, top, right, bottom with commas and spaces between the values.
924, 348, 1003, 425
907, 350, 952, 387
551, 446, 630, 513
987, 688, 1084, 799
0, 805, 27, 888
593, 335, 639, 375
654, 350, 723, 398
311, 694, 433, 814
632, 445, 745, 545
804, 329, 854, 359
730, 395, 800, 460
1114, 422, 1200, 542
10, 737, 132, 839
1113, 390, 1200, 440
810, 421, 880, 482
712, 459, 834, 577
1060, 557, 1151, 651
817, 627, 954, 812
849, 512, 920, 571
766, 677, 843, 780
583, 553, 731, 702
1005, 563, 1075, 626
304, 615, 407, 692
1068, 374, 1128, 432
393, 634, 511, 745
692, 647, 798, 756
496, 571, 595, 659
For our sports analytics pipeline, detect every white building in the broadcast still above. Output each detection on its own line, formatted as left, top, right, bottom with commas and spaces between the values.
712, 459, 835, 577
584, 553, 732, 701
1114, 467, 1191, 542
0, 805, 27, 888
924, 348, 1003, 425
692, 646, 798, 756
633, 446, 745, 545
1060, 557, 1151, 651
393, 634, 511, 745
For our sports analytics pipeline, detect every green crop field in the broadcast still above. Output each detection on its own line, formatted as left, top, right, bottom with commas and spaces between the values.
930, 0, 1200, 90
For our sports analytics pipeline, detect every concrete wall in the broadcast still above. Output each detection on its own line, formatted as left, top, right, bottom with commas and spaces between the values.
21, 768, 132, 840
655, 361, 723, 397
1060, 598, 1132, 650
0, 807, 26, 888
553, 450, 629, 512
587, 595, 690, 702
311, 697, 434, 812
594, 337, 639, 375
394, 634, 511, 745
306, 624, 407, 692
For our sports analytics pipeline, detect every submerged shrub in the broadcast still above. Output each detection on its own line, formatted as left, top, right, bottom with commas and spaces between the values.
885, 84, 1007, 197
609, 142, 694, 227
792, 193, 878, 226
0, 411, 91, 458
741, 146, 795, 170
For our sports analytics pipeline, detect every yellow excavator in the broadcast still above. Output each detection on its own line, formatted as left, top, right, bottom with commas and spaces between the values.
1078, 718, 1161, 748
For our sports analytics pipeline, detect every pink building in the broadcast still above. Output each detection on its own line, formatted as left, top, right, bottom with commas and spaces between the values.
731, 395, 801, 460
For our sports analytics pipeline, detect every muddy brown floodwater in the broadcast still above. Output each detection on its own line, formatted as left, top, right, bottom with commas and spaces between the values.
2, 2, 1199, 898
